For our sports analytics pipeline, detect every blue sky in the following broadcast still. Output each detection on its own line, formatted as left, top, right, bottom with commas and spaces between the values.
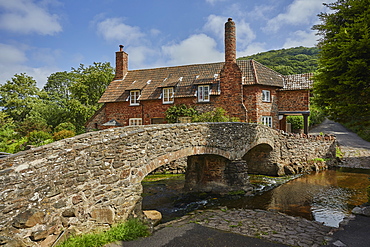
0, 0, 331, 88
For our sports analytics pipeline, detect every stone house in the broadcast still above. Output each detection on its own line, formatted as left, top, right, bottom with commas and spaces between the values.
86, 18, 313, 133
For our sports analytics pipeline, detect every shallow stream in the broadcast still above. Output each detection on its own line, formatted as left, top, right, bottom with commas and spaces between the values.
141, 168, 370, 227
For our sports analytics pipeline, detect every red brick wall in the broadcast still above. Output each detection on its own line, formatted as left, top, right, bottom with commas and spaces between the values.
215, 63, 246, 121
87, 87, 310, 131
243, 85, 279, 129
278, 90, 310, 112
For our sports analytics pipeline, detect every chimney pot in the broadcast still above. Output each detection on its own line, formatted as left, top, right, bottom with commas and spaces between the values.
119, 45, 124, 51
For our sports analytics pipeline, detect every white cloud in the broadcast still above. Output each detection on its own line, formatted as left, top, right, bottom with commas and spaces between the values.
162, 34, 223, 65
236, 20, 256, 50
127, 46, 159, 69
203, 15, 256, 52
0, 62, 57, 88
265, 0, 325, 32
203, 14, 226, 41
0, 0, 62, 35
0, 43, 27, 64
205, 0, 227, 5
283, 30, 318, 48
0, 43, 58, 88
96, 17, 146, 45
237, 42, 267, 58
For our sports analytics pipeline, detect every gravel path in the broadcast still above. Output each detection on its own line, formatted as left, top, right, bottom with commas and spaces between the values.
310, 119, 370, 169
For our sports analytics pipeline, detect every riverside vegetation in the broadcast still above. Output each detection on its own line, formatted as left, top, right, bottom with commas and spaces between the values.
58, 218, 149, 247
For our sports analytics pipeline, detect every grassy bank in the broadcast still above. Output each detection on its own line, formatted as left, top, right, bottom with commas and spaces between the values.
58, 218, 149, 247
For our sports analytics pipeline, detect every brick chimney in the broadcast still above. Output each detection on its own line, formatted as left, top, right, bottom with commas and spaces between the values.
217, 18, 247, 121
114, 45, 128, 80
224, 18, 236, 64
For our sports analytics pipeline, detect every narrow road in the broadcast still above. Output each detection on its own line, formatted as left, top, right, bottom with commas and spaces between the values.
310, 119, 370, 169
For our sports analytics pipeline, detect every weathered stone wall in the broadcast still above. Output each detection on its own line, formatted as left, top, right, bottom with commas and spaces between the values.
245, 133, 337, 176
0, 123, 336, 246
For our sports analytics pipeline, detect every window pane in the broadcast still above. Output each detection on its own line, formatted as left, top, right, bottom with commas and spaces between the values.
204, 86, 209, 101
163, 88, 173, 103
130, 91, 139, 105
198, 85, 210, 102
262, 90, 270, 102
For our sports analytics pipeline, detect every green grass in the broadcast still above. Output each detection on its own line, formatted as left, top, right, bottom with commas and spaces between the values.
58, 218, 149, 247
336, 146, 344, 159
142, 174, 183, 182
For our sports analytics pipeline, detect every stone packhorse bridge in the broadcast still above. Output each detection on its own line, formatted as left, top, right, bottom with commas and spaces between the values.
0, 123, 336, 246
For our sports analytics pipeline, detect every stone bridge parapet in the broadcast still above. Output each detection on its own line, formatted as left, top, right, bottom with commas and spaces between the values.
0, 123, 336, 246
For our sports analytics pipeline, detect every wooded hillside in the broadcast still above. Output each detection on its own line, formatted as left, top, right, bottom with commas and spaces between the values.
238, 46, 319, 75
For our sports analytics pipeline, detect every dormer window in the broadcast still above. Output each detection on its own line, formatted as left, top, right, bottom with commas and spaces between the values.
198, 85, 210, 102
163, 87, 174, 104
262, 90, 271, 102
130, 90, 140, 106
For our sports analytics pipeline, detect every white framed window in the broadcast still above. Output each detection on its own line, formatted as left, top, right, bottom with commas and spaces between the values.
261, 116, 272, 127
129, 118, 142, 126
262, 90, 271, 102
162, 87, 174, 104
130, 90, 140, 106
198, 85, 210, 102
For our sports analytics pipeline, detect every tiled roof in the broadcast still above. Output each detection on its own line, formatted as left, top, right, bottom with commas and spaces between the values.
99, 60, 304, 103
281, 73, 314, 91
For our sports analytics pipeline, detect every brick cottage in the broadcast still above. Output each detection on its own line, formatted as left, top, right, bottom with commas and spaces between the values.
86, 18, 313, 133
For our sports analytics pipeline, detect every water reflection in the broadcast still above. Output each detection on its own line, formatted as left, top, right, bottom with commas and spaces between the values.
142, 169, 370, 227
224, 169, 370, 227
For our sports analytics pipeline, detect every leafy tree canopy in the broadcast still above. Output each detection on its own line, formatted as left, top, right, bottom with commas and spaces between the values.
238, 46, 319, 75
313, 0, 370, 129
0, 73, 42, 121
0, 62, 115, 153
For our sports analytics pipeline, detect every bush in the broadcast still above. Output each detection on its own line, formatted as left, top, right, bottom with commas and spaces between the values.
165, 104, 197, 123
54, 122, 76, 133
53, 129, 76, 141
287, 116, 303, 131
192, 108, 239, 122
16, 114, 51, 136
309, 105, 326, 127
27, 130, 53, 146
0, 136, 28, 154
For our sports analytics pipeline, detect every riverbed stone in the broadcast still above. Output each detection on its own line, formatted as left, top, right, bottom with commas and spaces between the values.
143, 210, 162, 226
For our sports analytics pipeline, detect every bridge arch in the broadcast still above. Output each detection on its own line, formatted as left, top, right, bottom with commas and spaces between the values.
243, 143, 275, 175
140, 146, 233, 180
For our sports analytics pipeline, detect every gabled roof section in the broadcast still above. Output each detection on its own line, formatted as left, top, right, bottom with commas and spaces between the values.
99, 59, 306, 103
239, 60, 284, 87
282, 73, 314, 91
99, 62, 224, 102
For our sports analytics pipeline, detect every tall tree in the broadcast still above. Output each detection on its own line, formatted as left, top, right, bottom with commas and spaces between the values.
0, 73, 41, 121
41, 62, 114, 132
44, 71, 74, 102
313, 0, 370, 124
69, 62, 114, 106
